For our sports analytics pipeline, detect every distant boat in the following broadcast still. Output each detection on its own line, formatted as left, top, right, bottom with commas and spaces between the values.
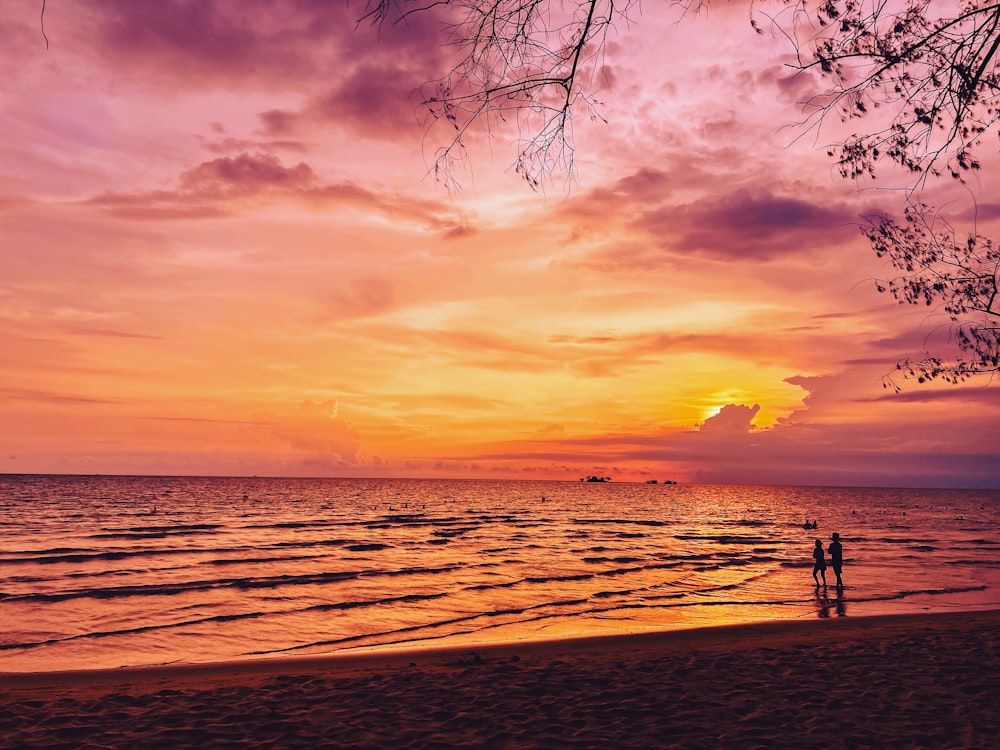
646, 480, 658, 484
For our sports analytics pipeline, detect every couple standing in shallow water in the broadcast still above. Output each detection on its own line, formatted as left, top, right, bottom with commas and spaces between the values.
812, 533, 844, 588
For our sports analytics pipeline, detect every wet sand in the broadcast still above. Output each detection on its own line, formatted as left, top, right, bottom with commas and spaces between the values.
2, 610, 998, 748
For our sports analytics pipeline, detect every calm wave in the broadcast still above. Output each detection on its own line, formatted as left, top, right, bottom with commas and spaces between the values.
2, 475, 998, 672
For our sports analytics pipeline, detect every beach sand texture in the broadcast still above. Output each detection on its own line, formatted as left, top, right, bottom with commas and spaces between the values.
2, 610, 998, 749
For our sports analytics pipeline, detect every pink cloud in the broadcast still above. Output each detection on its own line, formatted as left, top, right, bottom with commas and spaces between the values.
178, 154, 318, 197
698, 404, 761, 434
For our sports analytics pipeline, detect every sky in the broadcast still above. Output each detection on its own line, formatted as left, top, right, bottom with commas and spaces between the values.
2, 0, 998, 487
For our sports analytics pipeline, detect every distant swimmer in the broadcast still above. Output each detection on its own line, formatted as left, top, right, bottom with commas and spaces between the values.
812, 539, 827, 586
828, 532, 844, 589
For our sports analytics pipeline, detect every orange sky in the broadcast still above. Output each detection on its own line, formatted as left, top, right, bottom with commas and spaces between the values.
2, 1, 998, 487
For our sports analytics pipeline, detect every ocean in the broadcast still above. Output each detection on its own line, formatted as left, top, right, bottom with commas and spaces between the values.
2, 475, 998, 673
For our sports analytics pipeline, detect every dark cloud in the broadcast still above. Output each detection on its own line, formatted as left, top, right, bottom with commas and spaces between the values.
78, 194, 231, 221
863, 322, 973, 370
87, 0, 359, 83
311, 65, 427, 139
441, 224, 478, 240
84, 153, 317, 213
179, 154, 318, 197
83, 152, 469, 235
0, 388, 120, 405
813, 311, 858, 320
68, 1, 451, 143
958, 202, 1000, 222
252, 60, 442, 143
258, 110, 299, 136
609, 167, 674, 201
559, 168, 859, 267
857, 387, 1000, 405
646, 189, 858, 260
841, 356, 897, 367
203, 136, 308, 155
557, 168, 674, 223
766, 67, 826, 108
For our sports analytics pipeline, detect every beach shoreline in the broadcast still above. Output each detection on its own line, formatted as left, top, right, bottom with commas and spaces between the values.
3, 609, 998, 748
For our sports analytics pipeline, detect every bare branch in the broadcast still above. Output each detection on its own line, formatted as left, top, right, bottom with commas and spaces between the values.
364, 0, 645, 188
40, 0, 49, 49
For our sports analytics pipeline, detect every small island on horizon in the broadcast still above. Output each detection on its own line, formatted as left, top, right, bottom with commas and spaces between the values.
580, 476, 677, 484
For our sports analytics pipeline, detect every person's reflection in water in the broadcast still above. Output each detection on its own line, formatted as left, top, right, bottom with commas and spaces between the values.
835, 586, 847, 617
816, 587, 831, 618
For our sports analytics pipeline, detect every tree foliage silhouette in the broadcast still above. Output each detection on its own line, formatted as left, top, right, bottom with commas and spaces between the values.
866, 204, 999, 388
774, 0, 1000, 386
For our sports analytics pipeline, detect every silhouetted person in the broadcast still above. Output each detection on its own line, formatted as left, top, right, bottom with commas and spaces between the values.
812, 539, 827, 586
828, 532, 844, 588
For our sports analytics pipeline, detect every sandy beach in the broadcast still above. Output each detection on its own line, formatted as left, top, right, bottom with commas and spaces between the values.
2, 610, 998, 749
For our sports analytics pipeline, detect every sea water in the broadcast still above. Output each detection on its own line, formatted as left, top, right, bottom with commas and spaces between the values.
1, 475, 998, 672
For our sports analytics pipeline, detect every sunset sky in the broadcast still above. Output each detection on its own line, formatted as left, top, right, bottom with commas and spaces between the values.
2, 0, 998, 487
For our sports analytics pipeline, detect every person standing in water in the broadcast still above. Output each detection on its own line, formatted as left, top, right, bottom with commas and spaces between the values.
812, 539, 827, 586
828, 532, 844, 588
